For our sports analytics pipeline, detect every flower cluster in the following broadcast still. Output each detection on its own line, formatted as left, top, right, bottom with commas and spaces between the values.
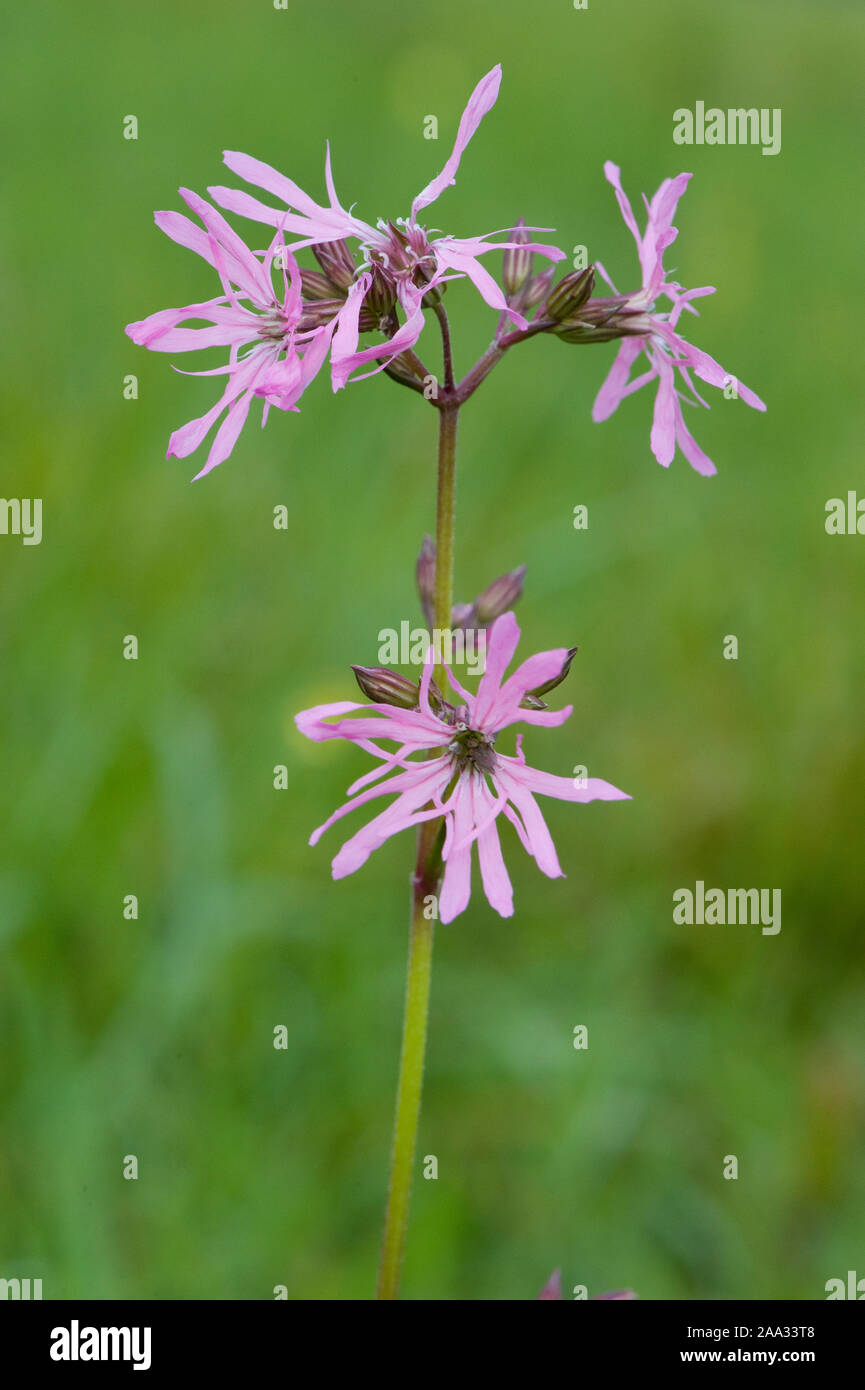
127, 66, 763, 481
126, 65, 562, 478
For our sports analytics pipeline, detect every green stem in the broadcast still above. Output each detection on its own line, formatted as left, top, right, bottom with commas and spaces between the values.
376, 402, 459, 1301
432, 403, 459, 686
375, 847, 437, 1301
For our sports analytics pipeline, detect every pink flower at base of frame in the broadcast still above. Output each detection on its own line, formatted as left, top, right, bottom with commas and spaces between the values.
538, 1269, 636, 1300
592, 161, 766, 476
295, 612, 630, 925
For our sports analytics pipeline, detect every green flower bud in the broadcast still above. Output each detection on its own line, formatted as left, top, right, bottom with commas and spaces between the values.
365, 263, 397, 318
300, 269, 342, 301
545, 267, 595, 322
298, 298, 345, 332
385, 353, 425, 390
312, 239, 357, 291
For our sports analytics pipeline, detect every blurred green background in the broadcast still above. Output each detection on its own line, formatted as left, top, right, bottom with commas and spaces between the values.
2, 0, 864, 1300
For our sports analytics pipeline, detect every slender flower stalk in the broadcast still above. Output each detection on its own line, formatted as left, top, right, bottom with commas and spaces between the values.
377, 388, 458, 1301
376, 841, 439, 1301
432, 404, 459, 687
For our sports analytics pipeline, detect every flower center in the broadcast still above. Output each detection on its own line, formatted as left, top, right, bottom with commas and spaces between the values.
363, 219, 435, 282
257, 304, 291, 342
446, 723, 497, 775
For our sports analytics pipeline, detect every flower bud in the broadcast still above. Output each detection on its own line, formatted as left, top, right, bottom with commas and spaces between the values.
365, 263, 397, 318
416, 535, 436, 628
351, 666, 421, 709
413, 267, 444, 307
351, 665, 446, 714
312, 239, 357, 291
383, 221, 412, 272
545, 267, 595, 322
385, 353, 424, 390
521, 647, 578, 709
421, 282, 445, 308
522, 267, 555, 310
475, 565, 526, 624
300, 269, 342, 301
298, 298, 345, 332
553, 298, 649, 344
502, 218, 533, 298
450, 602, 475, 630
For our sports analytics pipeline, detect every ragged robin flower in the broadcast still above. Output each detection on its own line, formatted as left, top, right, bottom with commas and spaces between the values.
295, 613, 629, 924
552, 162, 766, 475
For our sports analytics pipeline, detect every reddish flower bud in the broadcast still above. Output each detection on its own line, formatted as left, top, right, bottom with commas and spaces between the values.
522, 266, 555, 310
475, 564, 526, 624
416, 535, 436, 628
365, 263, 397, 318
522, 647, 578, 709
502, 218, 533, 298
312, 239, 357, 291
351, 666, 421, 708
351, 665, 446, 714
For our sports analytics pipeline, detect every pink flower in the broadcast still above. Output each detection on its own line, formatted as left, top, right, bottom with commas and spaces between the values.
208, 64, 564, 388
126, 189, 352, 478
295, 613, 629, 924
538, 1269, 636, 1300
592, 162, 766, 476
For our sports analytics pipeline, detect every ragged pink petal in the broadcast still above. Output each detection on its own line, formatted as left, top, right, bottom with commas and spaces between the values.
472, 777, 513, 918
330, 277, 428, 389
499, 757, 631, 805
674, 399, 718, 477
154, 208, 261, 301
649, 354, 677, 467
432, 242, 526, 328
489, 646, 573, 727
326, 761, 451, 875
294, 702, 364, 740
192, 371, 265, 479
603, 161, 642, 250
223, 150, 338, 227
494, 766, 564, 879
178, 187, 274, 302
592, 338, 645, 422
472, 611, 522, 726
411, 64, 502, 219
438, 778, 475, 923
